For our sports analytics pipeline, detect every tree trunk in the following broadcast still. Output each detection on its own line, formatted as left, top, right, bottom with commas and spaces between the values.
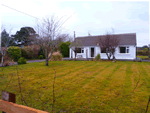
75, 52, 77, 61
46, 59, 49, 66
113, 55, 116, 62
45, 49, 48, 66
106, 53, 110, 60
1, 55, 4, 67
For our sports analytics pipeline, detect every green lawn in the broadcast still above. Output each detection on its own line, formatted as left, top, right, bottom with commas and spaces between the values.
0, 61, 150, 113
137, 55, 149, 59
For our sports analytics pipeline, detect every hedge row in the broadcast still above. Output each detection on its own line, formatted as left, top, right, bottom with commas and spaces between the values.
136, 51, 150, 56
0, 45, 45, 63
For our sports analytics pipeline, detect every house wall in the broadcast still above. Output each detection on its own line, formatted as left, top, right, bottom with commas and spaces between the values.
99, 45, 136, 60
70, 45, 136, 60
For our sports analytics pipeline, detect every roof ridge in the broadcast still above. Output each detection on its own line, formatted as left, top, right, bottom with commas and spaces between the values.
76, 33, 136, 38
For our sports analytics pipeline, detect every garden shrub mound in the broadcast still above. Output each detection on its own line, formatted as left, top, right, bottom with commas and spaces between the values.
95, 54, 101, 61
21, 46, 34, 59
38, 55, 44, 59
49, 51, 63, 61
17, 57, 27, 65
21, 45, 40, 59
7, 46, 21, 61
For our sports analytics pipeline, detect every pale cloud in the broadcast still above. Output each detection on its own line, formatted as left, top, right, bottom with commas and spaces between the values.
0, 1, 149, 46
82, 3, 91, 10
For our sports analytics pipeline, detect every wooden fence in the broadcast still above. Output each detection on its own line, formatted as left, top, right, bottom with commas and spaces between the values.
0, 99, 48, 113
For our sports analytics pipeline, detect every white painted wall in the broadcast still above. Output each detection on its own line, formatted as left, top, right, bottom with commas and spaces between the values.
70, 45, 136, 60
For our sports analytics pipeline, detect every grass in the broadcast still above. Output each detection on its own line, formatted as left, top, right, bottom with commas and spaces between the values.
0, 61, 150, 113
137, 55, 150, 59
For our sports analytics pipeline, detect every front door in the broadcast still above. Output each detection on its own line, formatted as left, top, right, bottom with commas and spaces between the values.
91, 47, 94, 57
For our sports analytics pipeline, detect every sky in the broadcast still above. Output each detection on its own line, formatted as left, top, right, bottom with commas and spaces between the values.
0, 0, 149, 47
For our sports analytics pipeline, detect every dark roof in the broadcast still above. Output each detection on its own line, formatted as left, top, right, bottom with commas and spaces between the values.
70, 33, 136, 47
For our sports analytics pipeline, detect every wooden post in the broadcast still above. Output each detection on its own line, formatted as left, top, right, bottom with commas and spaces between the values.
2, 90, 16, 113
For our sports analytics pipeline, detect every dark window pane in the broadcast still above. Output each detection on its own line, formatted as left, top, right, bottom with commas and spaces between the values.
91, 48, 94, 57
101, 48, 106, 53
76, 48, 81, 53
82, 50, 84, 53
120, 47, 126, 53
127, 49, 129, 53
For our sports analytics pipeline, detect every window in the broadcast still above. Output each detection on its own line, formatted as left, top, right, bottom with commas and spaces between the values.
76, 48, 81, 53
126, 47, 129, 53
75, 48, 84, 53
120, 46, 129, 53
81, 48, 84, 53
101, 48, 106, 53
120, 47, 126, 53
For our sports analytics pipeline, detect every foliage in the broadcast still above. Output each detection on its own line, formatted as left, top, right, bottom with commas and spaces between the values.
3, 60, 11, 66
12, 27, 36, 46
1, 61, 150, 112
59, 41, 71, 57
38, 55, 44, 59
21, 46, 34, 59
95, 54, 101, 61
49, 51, 63, 61
136, 51, 149, 56
17, 57, 27, 65
7, 46, 21, 61
21, 48, 28, 58
1, 29, 16, 47
1, 28, 16, 66
38, 47, 45, 59
142, 45, 149, 50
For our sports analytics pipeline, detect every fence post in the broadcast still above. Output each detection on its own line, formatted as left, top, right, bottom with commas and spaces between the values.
2, 90, 16, 113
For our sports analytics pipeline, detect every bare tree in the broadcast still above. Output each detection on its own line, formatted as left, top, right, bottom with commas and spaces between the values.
35, 15, 69, 66
0, 26, 15, 66
69, 39, 82, 61
97, 30, 120, 61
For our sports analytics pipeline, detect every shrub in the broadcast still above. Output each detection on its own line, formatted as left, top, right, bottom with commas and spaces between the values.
7, 46, 21, 61
38, 55, 44, 59
3, 60, 11, 67
17, 57, 27, 65
21, 48, 28, 58
38, 47, 45, 59
95, 54, 101, 61
136, 51, 149, 56
49, 51, 63, 61
29, 45, 40, 59
59, 41, 71, 57
21, 46, 34, 59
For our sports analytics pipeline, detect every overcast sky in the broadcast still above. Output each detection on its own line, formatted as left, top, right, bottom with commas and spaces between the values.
0, 0, 149, 47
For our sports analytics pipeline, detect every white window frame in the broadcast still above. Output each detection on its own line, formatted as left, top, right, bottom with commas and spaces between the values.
126, 46, 129, 53
81, 48, 84, 53
119, 46, 130, 54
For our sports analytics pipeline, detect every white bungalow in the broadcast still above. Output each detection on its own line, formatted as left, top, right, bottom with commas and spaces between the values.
69, 33, 136, 60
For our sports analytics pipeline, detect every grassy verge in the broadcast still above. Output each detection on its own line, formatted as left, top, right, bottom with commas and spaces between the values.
137, 55, 150, 60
